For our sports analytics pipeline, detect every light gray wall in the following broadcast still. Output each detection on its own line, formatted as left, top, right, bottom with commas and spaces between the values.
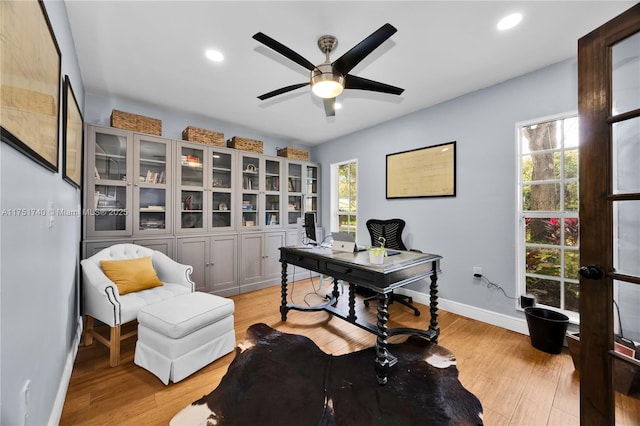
0, 1, 84, 424
84, 93, 311, 156
314, 59, 578, 319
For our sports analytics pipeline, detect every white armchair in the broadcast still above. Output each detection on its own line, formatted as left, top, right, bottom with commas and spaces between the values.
81, 244, 194, 366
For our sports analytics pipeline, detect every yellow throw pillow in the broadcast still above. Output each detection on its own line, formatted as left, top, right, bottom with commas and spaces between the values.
100, 256, 163, 295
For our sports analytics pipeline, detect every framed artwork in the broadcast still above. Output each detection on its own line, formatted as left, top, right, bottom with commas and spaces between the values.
386, 141, 456, 199
62, 75, 83, 188
0, 0, 62, 172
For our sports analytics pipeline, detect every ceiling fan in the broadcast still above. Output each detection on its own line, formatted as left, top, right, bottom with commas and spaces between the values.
253, 23, 404, 117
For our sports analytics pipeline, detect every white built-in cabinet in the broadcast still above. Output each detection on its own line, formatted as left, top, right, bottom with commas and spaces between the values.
82, 124, 320, 297
85, 126, 172, 238
176, 234, 237, 296
239, 232, 286, 293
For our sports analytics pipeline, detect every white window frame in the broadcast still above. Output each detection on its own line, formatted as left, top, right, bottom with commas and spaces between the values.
516, 112, 580, 323
330, 159, 357, 237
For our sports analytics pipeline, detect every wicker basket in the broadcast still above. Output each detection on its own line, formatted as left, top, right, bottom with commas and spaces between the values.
110, 110, 161, 135
227, 136, 263, 153
182, 126, 225, 146
277, 147, 309, 161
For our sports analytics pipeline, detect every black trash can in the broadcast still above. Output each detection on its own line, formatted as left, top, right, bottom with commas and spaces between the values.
524, 307, 570, 354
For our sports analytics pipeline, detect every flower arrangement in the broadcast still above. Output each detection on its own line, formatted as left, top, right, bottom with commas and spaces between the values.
367, 237, 387, 264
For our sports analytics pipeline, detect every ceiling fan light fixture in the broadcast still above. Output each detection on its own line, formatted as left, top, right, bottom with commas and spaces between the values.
311, 64, 345, 98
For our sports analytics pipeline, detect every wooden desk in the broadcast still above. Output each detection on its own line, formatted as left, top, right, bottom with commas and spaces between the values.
279, 246, 442, 385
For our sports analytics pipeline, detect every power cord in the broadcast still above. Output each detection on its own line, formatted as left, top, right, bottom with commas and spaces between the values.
474, 273, 517, 300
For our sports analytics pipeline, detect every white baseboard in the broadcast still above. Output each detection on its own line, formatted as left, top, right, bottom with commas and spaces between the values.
396, 288, 529, 335
48, 315, 83, 425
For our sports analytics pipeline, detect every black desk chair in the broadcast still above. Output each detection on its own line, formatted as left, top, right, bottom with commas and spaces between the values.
363, 218, 421, 316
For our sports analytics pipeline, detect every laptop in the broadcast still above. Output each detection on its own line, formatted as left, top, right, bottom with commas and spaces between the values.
330, 232, 402, 255
330, 232, 365, 253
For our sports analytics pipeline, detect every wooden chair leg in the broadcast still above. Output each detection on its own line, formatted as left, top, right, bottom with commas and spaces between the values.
110, 325, 121, 367
84, 316, 94, 346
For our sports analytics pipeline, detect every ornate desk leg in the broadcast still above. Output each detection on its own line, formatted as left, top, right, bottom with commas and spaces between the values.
375, 292, 391, 385
280, 262, 289, 321
429, 261, 440, 343
347, 282, 357, 321
332, 278, 340, 307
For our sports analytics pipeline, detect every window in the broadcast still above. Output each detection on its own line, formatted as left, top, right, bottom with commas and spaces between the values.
331, 160, 357, 237
517, 115, 579, 321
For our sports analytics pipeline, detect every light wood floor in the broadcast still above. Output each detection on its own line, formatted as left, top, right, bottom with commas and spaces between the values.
60, 279, 640, 425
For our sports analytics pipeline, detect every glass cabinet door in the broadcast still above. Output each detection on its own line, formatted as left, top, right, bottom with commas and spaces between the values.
177, 144, 206, 232
240, 154, 260, 229
134, 135, 171, 235
286, 162, 303, 226
264, 158, 282, 228
304, 164, 319, 220
89, 127, 132, 236
210, 149, 234, 231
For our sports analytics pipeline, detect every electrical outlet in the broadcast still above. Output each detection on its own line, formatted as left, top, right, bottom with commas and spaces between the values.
473, 266, 482, 277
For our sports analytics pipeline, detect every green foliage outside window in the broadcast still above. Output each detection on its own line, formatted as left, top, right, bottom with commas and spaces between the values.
520, 117, 579, 313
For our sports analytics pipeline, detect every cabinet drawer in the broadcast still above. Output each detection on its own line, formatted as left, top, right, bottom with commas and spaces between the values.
282, 251, 319, 270
325, 261, 376, 284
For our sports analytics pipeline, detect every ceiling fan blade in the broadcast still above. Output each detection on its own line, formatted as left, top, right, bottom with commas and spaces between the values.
332, 23, 397, 75
344, 74, 404, 95
323, 98, 336, 117
253, 32, 316, 71
257, 82, 309, 101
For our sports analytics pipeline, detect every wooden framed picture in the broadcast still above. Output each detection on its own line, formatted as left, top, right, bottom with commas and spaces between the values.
386, 141, 456, 199
62, 75, 83, 188
0, 0, 62, 172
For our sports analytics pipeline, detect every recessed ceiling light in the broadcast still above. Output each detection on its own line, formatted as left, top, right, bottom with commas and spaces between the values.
497, 13, 522, 31
205, 49, 224, 62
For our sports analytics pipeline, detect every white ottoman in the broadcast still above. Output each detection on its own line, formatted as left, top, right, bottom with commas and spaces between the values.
134, 292, 235, 384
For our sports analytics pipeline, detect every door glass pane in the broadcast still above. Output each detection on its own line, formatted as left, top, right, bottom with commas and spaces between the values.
306, 166, 318, 194
265, 159, 280, 191
265, 194, 280, 226
181, 190, 203, 229
212, 192, 231, 228
613, 200, 640, 277
288, 163, 302, 192
287, 195, 302, 225
95, 132, 127, 181
242, 193, 258, 227
242, 156, 259, 191
212, 151, 232, 189
614, 280, 640, 343
139, 188, 165, 230
94, 185, 127, 231
181, 147, 203, 186
612, 118, 640, 194
138, 140, 166, 184
612, 32, 640, 115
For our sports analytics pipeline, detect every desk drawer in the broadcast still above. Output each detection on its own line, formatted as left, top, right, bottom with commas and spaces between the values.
325, 261, 376, 284
282, 251, 320, 270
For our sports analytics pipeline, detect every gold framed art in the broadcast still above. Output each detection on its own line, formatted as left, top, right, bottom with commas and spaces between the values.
0, 0, 62, 172
63, 75, 83, 188
386, 141, 456, 199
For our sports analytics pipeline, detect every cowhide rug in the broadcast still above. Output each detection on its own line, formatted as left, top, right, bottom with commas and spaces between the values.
171, 323, 483, 426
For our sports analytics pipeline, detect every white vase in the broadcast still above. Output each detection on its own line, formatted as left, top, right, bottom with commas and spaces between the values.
369, 250, 385, 264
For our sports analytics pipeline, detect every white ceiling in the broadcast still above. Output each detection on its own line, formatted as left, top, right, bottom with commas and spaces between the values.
65, 1, 635, 145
